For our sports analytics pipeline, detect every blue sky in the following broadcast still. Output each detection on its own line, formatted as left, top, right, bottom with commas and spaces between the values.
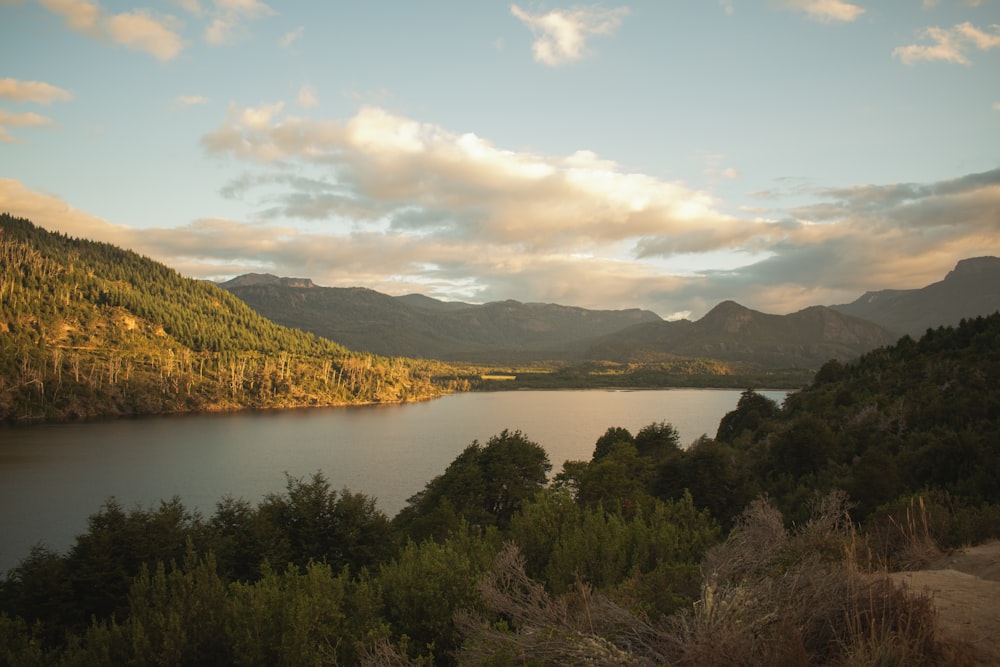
1, 0, 998, 320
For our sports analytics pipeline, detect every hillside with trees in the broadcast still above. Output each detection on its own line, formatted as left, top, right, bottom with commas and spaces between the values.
0, 214, 467, 421
2, 314, 998, 664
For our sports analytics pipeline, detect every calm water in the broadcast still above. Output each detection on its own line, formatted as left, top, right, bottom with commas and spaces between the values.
0, 389, 785, 573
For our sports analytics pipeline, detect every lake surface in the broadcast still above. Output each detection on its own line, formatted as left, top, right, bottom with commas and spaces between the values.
0, 389, 786, 573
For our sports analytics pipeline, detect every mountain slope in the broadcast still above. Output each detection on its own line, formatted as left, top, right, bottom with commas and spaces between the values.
220, 276, 662, 362
831, 257, 1000, 336
587, 301, 898, 369
0, 214, 455, 421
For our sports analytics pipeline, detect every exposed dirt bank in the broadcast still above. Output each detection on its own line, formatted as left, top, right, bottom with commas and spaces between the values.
890, 540, 1000, 666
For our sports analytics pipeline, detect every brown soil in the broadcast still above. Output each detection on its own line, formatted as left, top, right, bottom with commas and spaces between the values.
890, 540, 1000, 666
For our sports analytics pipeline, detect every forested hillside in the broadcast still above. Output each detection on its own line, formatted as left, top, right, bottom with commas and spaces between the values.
2, 314, 998, 664
0, 214, 465, 421
712, 312, 1000, 524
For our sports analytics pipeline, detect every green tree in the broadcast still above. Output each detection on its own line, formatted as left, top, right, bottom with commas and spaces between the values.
634, 420, 682, 464
655, 436, 756, 527
377, 527, 498, 663
591, 426, 634, 461
226, 562, 385, 667
255, 472, 393, 571
715, 389, 779, 444
395, 430, 551, 539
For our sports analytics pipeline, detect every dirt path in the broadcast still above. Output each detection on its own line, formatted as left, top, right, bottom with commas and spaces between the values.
890, 540, 1000, 666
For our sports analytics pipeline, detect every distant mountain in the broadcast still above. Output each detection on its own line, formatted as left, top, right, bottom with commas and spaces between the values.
219, 276, 662, 362
586, 301, 898, 369
219, 273, 315, 289
831, 257, 1000, 337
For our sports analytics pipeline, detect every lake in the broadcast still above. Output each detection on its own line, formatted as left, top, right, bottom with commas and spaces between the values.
0, 388, 786, 573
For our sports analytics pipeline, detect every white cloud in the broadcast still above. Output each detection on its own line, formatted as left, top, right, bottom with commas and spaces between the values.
279, 26, 303, 48
510, 4, 629, 66
0, 179, 135, 243
233, 101, 284, 129
297, 84, 318, 109
214, 0, 272, 17
702, 153, 742, 183
956, 21, 1000, 50
894, 22, 1000, 65
172, 0, 202, 15
0, 78, 72, 104
202, 103, 759, 253
0, 110, 54, 142
38, 0, 185, 61
3, 165, 998, 319
204, 0, 274, 45
38, 0, 101, 33
202, 105, 1000, 313
106, 10, 185, 61
777, 0, 865, 23
177, 94, 209, 105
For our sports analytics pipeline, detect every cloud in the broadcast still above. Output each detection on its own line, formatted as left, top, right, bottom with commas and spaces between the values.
202, 103, 761, 253
38, 0, 101, 33
172, 0, 202, 15
279, 26, 303, 48
894, 22, 1000, 65
0, 179, 136, 243
204, 0, 275, 45
297, 84, 318, 109
176, 94, 209, 105
776, 0, 865, 23
105, 10, 185, 61
510, 4, 629, 66
3, 162, 998, 319
38, 0, 185, 61
923, 0, 985, 7
0, 78, 73, 104
702, 153, 742, 182
0, 110, 54, 142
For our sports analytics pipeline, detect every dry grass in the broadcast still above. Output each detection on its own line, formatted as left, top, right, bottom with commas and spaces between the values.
887, 497, 944, 570
455, 493, 977, 666
455, 541, 666, 666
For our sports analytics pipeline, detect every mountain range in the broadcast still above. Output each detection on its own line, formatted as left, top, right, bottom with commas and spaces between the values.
220, 257, 1000, 369
218, 274, 661, 362
830, 256, 1000, 337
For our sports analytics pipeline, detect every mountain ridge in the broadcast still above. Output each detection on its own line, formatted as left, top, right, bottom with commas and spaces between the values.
219, 280, 663, 362
220, 257, 999, 369
831, 256, 1000, 336
586, 301, 898, 369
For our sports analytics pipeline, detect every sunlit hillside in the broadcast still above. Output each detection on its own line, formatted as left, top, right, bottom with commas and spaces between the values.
0, 214, 467, 421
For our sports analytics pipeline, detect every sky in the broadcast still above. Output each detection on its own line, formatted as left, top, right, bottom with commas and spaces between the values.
1, 0, 998, 321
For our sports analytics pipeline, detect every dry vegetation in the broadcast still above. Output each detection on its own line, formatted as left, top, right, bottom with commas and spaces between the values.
446, 493, 981, 667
